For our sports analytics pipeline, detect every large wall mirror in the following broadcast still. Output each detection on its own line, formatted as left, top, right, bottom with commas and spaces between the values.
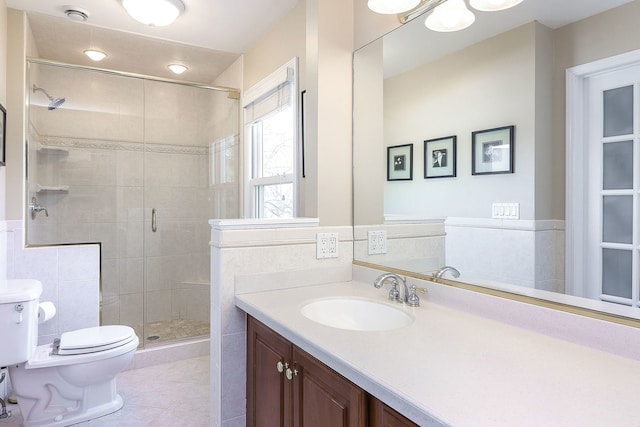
353, 0, 640, 322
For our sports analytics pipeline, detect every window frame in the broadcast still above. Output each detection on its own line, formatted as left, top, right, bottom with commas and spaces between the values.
243, 58, 299, 219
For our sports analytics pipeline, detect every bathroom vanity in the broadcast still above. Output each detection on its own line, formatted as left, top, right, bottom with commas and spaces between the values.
247, 315, 417, 426
236, 276, 640, 426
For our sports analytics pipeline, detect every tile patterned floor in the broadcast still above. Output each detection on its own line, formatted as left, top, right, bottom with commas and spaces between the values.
130, 320, 210, 347
0, 356, 210, 427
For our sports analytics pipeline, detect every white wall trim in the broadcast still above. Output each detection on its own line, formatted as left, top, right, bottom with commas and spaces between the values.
209, 217, 319, 230
445, 217, 565, 232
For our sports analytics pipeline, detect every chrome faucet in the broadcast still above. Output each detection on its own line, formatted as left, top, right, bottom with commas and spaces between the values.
373, 272, 422, 307
29, 197, 49, 220
433, 266, 460, 279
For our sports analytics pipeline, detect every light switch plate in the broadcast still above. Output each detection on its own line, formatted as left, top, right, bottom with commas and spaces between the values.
492, 202, 520, 219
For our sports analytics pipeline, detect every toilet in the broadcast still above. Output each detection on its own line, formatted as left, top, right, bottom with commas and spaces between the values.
0, 279, 139, 426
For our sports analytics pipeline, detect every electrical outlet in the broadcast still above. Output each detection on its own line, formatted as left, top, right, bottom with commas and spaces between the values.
368, 230, 387, 255
316, 232, 339, 259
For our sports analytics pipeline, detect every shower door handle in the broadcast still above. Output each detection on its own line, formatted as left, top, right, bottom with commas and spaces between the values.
151, 208, 157, 232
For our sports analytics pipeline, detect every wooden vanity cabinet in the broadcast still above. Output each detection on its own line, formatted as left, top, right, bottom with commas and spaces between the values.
369, 397, 420, 427
247, 316, 367, 427
247, 315, 292, 426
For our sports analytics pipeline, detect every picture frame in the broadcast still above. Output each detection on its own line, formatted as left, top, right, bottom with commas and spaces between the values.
387, 143, 413, 181
424, 135, 456, 179
472, 125, 514, 175
0, 103, 5, 166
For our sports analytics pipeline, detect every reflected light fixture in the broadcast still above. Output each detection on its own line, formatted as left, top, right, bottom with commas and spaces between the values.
425, 0, 475, 32
469, 0, 523, 11
121, 0, 185, 26
168, 64, 188, 74
368, 0, 421, 14
84, 50, 107, 61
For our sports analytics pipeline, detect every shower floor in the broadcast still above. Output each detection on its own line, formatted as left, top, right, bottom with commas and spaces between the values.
132, 319, 210, 345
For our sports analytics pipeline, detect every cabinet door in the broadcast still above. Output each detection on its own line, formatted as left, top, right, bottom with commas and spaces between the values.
247, 316, 293, 427
369, 397, 420, 427
292, 347, 367, 427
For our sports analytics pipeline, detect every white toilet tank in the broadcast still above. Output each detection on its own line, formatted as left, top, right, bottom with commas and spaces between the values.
0, 280, 42, 366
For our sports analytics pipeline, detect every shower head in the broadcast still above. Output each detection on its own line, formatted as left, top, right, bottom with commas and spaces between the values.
32, 84, 66, 110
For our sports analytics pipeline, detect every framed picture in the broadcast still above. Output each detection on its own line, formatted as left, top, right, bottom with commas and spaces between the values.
0, 103, 5, 166
472, 125, 514, 175
424, 135, 456, 179
387, 143, 413, 181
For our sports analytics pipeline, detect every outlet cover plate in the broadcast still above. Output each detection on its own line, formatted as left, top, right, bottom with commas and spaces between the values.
317, 232, 339, 259
368, 230, 387, 255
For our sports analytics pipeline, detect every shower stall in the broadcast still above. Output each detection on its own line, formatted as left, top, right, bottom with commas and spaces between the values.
25, 59, 240, 347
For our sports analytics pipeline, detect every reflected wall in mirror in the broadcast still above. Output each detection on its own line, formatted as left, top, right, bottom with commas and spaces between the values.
353, 0, 640, 319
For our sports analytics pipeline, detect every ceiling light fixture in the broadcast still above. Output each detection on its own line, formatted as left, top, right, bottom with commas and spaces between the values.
425, 0, 475, 32
64, 7, 90, 22
84, 50, 107, 61
168, 64, 188, 74
121, 0, 185, 27
469, 0, 523, 11
368, 0, 421, 15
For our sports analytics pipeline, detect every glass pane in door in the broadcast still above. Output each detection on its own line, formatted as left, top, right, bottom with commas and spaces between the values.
603, 85, 633, 137
602, 248, 632, 299
603, 140, 633, 190
602, 195, 633, 244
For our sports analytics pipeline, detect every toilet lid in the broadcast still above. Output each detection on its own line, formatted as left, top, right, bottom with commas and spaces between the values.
58, 325, 136, 355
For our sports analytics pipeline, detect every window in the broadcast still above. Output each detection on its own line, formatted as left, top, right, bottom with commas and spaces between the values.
244, 58, 298, 218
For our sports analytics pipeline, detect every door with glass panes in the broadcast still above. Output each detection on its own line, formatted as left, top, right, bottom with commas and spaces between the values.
586, 64, 640, 306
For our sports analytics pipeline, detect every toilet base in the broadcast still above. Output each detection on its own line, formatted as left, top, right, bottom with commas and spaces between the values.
20, 394, 124, 427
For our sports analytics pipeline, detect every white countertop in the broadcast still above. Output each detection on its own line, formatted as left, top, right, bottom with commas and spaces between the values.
235, 280, 640, 426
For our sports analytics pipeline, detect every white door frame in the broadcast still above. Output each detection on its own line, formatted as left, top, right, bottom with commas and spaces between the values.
566, 49, 640, 297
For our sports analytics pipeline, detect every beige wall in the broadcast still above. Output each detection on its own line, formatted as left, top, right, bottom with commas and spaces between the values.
243, 0, 354, 226
379, 23, 539, 220
551, 0, 640, 220
6, 9, 38, 221
0, 2, 7, 222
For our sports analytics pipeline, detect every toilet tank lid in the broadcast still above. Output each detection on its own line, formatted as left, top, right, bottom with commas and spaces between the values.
0, 279, 43, 303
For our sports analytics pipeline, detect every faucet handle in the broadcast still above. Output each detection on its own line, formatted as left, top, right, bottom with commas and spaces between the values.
388, 283, 400, 302
407, 285, 421, 307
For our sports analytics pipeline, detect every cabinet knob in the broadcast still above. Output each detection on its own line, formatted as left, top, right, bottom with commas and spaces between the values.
285, 367, 298, 380
276, 361, 284, 373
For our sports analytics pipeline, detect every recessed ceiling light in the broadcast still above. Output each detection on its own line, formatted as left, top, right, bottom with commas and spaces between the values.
121, 0, 185, 27
84, 50, 107, 61
65, 7, 90, 22
168, 64, 188, 74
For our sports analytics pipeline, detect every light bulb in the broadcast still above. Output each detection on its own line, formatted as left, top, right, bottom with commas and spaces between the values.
84, 50, 107, 62
425, 0, 475, 32
168, 64, 188, 74
121, 0, 185, 26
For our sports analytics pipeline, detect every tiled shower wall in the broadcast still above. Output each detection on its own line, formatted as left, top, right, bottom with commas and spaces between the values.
27, 62, 240, 340
28, 135, 213, 332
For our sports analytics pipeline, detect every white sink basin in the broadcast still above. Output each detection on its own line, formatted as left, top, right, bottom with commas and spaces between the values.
300, 297, 414, 331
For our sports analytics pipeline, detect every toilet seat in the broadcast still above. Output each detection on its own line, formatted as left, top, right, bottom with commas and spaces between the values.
57, 325, 136, 355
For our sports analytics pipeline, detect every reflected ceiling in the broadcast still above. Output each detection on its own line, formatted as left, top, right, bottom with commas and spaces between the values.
384, 0, 635, 77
